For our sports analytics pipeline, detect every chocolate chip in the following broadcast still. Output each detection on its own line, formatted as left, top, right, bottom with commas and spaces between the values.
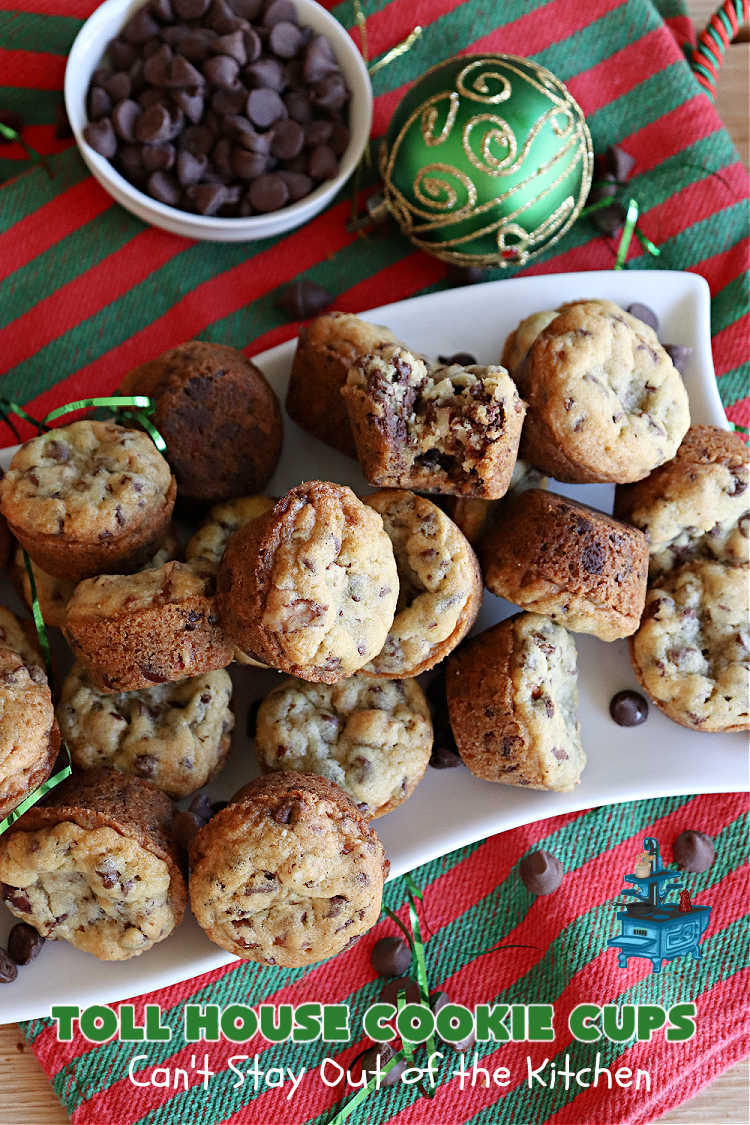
263, 0, 297, 26
109, 39, 138, 70
148, 170, 181, 205
272, 801, 299, 824
186, 181, 227, 213
371, 935, 411, 978
270, 20, 303, 59
232, 146, 267, 179
177, 148, 208, 184
581, 540, 606, 574
308, 143, 337, 181
136, 103, 173, 143
212, 799, 229, 815
215, 30, 247, 65
135, 753, 158, 777
609, 689, 648, 727
303, 34, 338, 83
247, 87, 287, 128
0, 949, 18, 984
188, 791, 214, 821
173, 89, 205, 123
7, 922, 44, 966
124, 8, 161, 43
284, 89, 312, 122
430, 989, 450, 1014
173, 809, 203, 851
311, 72, 348, 112
84, 117, 118, 157
604, 144, 635, 182
103, 71, 132, 102
359, 1042, 405, 1087
305, 118, 332, 146
249, 171, 288, 211
112, 98, 141, 142
142, 142, 175, 170
151, 0, 175, 21
174, 0, 210, 16
244, 58, 285, 91
54, 101, 73, 139
445, 265, 485, 286
673, 830, 715, 873
203, 54, 241, 90
627, 303, 659, 332
274, 279, 334, 318
438, 352, 477, 367
452, 1028, 477, 1053
429, 741, 462, 769
182, 123, 216, 155
330, 121, 350, 156
381, 976, 421, 1006
520, 850, 564, 895
242, 26, 262, 63
278, 170, 313, 201
663, 344, 692, 374
271, 117, 304, 159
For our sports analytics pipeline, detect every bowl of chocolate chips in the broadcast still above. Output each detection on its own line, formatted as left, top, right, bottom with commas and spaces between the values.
65, 0, 372, 241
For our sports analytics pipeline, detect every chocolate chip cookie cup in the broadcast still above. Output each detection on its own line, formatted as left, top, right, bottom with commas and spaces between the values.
481, 489, 649, 642
0, 421, 177, 583
64, 559, 233, 692
255, 675, 433, 818
614, 425, 750, 578
58, 665, 235, 799
629, 560, 750, 733
512, 299, 690, 484
189, 771, 389, 966
216, 480, 398, 683
0, 645, 61, 821
342, 345, 526, 498
362, 489, 482, 678
287, 313, 399, 458
122, 342, 282, 504
0, 768, 186, 961
446, 613, 585, 792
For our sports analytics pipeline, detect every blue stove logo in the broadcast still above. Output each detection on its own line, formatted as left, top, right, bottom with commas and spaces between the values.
608, 836, 711, 974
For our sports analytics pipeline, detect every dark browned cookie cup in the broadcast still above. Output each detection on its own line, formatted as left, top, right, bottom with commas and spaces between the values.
64, 559, 233, 692
0, 767, 186, 961
216, 480, 398, 683
122, 341, 283, 504
286, 313, 399, 457
0, 640, 61, 821
446, 613, 585, 791
0, 421, 176, 583
481, 489, 649, 641
189, 771, 389, 966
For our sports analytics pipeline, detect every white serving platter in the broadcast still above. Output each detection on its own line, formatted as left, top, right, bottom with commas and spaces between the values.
0, 269, 746, 1024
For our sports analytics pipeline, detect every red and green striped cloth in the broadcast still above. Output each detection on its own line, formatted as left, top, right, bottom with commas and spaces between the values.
17, 794, 750, 1124
1, 1, 749, 1122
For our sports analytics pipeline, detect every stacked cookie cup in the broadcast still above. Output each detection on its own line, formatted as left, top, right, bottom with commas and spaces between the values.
0, 294, 746, 975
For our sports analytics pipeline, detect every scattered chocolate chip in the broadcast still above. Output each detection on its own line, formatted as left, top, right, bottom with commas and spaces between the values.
627, 303, 659, 332
371, 935, 411, 978
303, 35, 338, 83
142, 141, 175, 170
123, 8, 161, 44
359, 1042, 405, 1087
270, 21, 303, 59
430, 989, 450, 1014
247, 87, 287, 128
185, 181, 227, 214
430, 740, 462, 769
148, 169, 181, 205
0, 949, 17, 984
438, 352, 477, 367
278, 169, 313, 201
604, 144, 635, 182
609, 689, 648, 727
445, 264, 485, 286
8, 923, 44, 966
112, 98, 141, 142
54, 101, 73, 139
520, 850, 564, 895
188, 791, 214, 821
271, 117, 304, 159
381, 976, 421, 1006
274, 278, 334, 318
263, 0, 297, 27
173, 809, 202, 851
673, 830, 715, 873
663, 344, 692, 374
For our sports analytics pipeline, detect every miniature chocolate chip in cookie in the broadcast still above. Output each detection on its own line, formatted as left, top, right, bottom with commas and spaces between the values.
609, 690, 649, 727
520, 850, 564, 895
371, 935, 411, 978
7, 922, 44, 965
673, 830, 715, 873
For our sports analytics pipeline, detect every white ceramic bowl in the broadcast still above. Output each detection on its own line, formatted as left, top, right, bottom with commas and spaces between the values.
64, 0, 372, 241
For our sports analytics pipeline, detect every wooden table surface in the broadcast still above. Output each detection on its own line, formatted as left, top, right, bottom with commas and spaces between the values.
1, 3, 748, 1122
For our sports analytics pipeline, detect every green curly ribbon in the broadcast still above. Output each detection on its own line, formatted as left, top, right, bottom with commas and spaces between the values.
614, 198, 640, 269
42, 396, 167, 452
0, 553, 72, 836
0, 121, 52, 178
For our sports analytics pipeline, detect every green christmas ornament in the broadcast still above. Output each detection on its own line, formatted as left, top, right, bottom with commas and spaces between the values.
377, 54, 593, 268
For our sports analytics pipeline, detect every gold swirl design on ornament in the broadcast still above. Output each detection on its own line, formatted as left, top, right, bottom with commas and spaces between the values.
461, 113, 517, 174
421, 91, 459, 147
455, 59, 511, 104
412, 163, 478, 213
